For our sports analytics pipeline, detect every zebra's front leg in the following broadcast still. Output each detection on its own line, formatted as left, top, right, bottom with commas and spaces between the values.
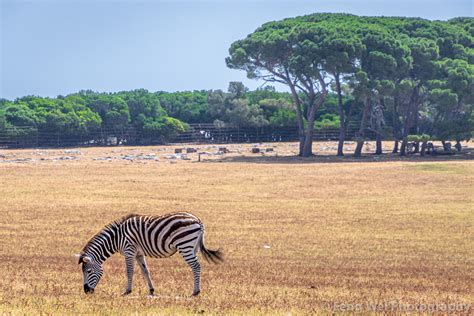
136, 255, 155, 296
178, 247, 201, 296
122, 255, 135, 295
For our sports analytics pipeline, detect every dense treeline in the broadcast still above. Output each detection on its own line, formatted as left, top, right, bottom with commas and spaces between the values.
0, 83, 349, 142
1, 14, 473, 153
227, 13, 473, 156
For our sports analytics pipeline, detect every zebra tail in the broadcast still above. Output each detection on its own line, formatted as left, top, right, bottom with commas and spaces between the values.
199, 231, 224, 264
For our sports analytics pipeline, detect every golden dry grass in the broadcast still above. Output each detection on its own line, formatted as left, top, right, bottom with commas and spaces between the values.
0, 142, 473, 314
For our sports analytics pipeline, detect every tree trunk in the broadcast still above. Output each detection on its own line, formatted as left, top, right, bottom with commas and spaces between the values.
345, 97, 355, 143
337, 126, 346, 156
420, 141, 427, 156
414, 106, 419, 135
335, 73, 345, 156
354, 97, 371, 157
301, 89, 329, 157
299, 134, 305, 157
392, 140, 399, 153
302, 131, 313, 157
301, 101, 318, 157
354, 140, 364, 157
413, 141, 420, 154
455, 140, 462, 152
375, 97, 385, 155
288, 84, 305, 156
400, 137, 408, 156
400, 84, 421, 156
392, 96, 401, 153
375, 134, 382, 154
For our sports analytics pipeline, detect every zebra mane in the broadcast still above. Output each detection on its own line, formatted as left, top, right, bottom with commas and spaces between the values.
113, 213, 141, 225
81, 213, 140, 253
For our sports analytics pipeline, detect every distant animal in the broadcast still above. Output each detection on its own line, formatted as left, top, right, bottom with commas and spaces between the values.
75, 212, 223, 296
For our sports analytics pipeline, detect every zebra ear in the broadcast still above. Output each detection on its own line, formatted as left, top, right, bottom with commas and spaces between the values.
82, 256, 92, 263
75, 254, 83, 264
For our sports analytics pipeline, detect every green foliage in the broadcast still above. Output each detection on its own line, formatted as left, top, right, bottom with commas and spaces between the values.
157, 90, 209, 123
205, 84, 295, 128
142, 117, 187, 140
246, 86, 292, 105
419, 134, 431, 142
0, 110, 5, 130
1, 96, 102, 135
3, 101, 39, 127
82, 94, 130, 130
227, 13, 474, 146
0, 91, 186, 141
315, 113, 340, 129
268, 108, 297, 127
118, 89, 167, 124
407, 134, 430, 142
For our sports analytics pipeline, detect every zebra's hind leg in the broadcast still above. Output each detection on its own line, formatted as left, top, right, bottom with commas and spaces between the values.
177, 246, 201, 296
136, 255, 155, 296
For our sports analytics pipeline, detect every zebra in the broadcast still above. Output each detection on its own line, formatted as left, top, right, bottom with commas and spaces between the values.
75, 212, 223, 296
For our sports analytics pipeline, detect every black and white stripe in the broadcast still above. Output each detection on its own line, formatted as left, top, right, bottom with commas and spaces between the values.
76, 212, 223, 296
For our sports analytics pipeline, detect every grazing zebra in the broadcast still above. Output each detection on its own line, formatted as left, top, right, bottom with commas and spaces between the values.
75, 212, 223, 296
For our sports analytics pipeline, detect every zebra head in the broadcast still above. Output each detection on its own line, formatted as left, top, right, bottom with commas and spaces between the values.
77, 254, 103, 294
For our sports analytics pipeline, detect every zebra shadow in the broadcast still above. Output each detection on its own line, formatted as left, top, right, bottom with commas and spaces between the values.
127, 294, 194, 301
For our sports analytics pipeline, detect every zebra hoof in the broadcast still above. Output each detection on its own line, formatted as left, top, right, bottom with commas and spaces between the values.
149, 289, 155, 296
191, 290, 200, 297
121, 290, 132, 296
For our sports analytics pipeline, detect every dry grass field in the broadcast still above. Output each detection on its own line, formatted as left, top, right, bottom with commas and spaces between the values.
1, 141, 473, 314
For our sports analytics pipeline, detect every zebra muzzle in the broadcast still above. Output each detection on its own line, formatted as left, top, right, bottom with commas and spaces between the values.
84, 284, 94, 294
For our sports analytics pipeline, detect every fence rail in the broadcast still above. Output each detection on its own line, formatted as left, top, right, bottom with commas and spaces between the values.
175, 124, 363, 143
0, 124, 365, 149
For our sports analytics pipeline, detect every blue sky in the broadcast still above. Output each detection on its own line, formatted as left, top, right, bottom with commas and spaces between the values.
1, 0, 473, 100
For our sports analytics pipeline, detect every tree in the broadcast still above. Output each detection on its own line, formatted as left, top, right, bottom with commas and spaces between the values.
323, 34, 363, 155
3, 101, 39, 127
259, 98, 296, 127
118, 89, 167, 125
207, 83, 268, 127
350, 25, 409, 156
142, 117, 186, 142
397, 38, 438, 155
227, 81, 248, 99
427, 58, 474, 144
157, 90, 210, 123
83, 94, 130, 130
227, 18, 336, 156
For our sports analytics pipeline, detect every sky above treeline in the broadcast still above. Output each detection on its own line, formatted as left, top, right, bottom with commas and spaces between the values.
1, 0, 473, 100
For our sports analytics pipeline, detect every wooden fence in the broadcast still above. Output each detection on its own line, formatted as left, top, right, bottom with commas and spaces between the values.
0, 124, 364, 149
